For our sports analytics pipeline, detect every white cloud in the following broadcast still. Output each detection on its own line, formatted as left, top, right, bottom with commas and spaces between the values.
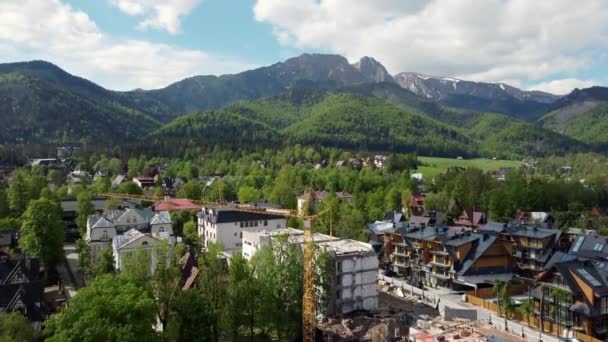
0, 0, 253, 90
254, 0, 608, 86
528, 78, 598, 95
111, 0, 201, 34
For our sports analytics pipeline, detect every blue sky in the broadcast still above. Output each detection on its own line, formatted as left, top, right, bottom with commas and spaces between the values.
1, 0, 607, 93
63, 0, 289, 65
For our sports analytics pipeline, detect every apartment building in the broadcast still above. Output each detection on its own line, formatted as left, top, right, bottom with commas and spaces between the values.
507, 224, 561, 277
197, 207, 287, 253
242, 228, 378, 315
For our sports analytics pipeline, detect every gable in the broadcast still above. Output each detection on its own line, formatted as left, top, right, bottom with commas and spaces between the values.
570, 270, 595, 305
117, 209, 146, 225
118, 234, 158, 250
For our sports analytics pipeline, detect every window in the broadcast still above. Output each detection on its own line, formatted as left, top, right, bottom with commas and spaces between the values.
337, 261, 342, 272
103, 230, 108, 239
240, 232, 243, 238
336, 290, 341, 299
264, 220, 268, 226
127, 217, 131, 223
132, 217, 136, 223
240, 222, 244, 228
254, 221, 258, 227
602, 297, 608, 314
141, 241, 148, 246
159, 227, 164, 233
235, 232, 237, 237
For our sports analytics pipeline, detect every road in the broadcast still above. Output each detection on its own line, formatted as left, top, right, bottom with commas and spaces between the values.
55, 244, 84, 299
380, 274, 561, 342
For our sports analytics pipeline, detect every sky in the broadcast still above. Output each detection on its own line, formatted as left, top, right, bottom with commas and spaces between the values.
1, 0, 607, 94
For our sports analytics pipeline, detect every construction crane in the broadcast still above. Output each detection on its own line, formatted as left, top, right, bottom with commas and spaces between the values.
102, 191, 329, 342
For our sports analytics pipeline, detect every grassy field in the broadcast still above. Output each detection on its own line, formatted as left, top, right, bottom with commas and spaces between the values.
417, 156, 522, 180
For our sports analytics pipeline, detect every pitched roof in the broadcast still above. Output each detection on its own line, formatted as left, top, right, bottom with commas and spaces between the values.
150, 211, 172, 225
297, 190, 352, 201
152, 198, 200, 212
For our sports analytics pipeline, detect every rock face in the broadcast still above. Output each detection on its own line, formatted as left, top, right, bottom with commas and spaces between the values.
352, 56, 395, 83
393, 72, 558, 103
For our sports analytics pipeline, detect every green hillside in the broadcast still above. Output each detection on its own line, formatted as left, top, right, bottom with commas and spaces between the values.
540, 101, 608, 146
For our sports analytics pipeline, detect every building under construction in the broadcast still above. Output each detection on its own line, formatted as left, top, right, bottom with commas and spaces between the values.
243, 228, 379, 315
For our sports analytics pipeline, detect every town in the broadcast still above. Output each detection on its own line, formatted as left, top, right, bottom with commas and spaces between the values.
2, 143, 608, 342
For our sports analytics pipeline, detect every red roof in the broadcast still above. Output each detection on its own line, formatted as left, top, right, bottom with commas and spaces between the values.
152, 198, 200, 212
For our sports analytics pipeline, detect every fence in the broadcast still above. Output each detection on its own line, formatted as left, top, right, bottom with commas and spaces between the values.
465, 282, 529, 299
465, 294, 602, 342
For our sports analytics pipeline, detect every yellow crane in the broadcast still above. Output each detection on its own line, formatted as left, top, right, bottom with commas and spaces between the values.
102, 191, 330, 342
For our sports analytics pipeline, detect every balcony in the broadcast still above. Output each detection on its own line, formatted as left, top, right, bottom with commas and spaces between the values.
431, 249, 449, 256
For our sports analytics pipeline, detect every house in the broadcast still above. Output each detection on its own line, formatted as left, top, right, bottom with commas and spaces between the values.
410, 173, 424, 183
407, 211, 443, 228
0, 253, 46, 330
367, 211, 407, 256
507, 224, 561, 277
454, 209, 487, 228
111, 174, 126, 189
374, 155, 387, 168
161, 177, 186, 196
242, 228, 378, 315
408, 194, 426, 215
197, 207, 287, 253
512, 210, 554, 226
57, 145, 80, 159
86, 208, 173, 262
60, 197, 108, 241
179, 252, 199, 290
112, 229, 176, 271
133, 176, 156, 188
0, 230, 17, 249
68, 170, 91, 184
530, 236, 608, 340
297, 190, 354, 215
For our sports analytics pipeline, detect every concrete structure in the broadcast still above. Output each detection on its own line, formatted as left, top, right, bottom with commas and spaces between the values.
242, 228, 379, 315
197, 207, 287, 253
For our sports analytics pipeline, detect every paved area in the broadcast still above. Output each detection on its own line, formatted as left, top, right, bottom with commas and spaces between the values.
55, 244, 84, 300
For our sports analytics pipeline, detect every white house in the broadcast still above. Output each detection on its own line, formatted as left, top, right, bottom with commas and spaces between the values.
197, 207, 287, 253
241, 228, 379, 315
112, 229, 176, 271
86, 208, 173, 263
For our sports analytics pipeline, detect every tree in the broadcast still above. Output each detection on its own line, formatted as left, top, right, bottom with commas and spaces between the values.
0, 189, 9, 218
47, 169, 64, 186
45, 275, 157, 341
76, 191, 94, 236
0, 312, 37, 342
117, 181, 143, 195
237, 186, 260, 204
177, 181, 202, 200
7, 171, 29, 216
172, 290, 216, 341
493, 279, 505, 318
518, 299, 535, 327
225, 254, 259, 341
19, 198, 65, 270
198, 243, 228, 342
183, 220, 199, 251
95, 247, 115, 276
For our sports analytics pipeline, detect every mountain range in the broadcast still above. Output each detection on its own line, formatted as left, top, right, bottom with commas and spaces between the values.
0, 54, 606, 157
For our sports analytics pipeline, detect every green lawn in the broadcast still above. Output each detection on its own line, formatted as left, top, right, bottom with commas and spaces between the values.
417, 156, 522, 180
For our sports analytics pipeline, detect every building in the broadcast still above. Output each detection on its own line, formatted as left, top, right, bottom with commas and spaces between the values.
133, 176, 156, 188
86, 208, 173, 262
430, 230, 514, 289
0, 253, 45, 330
530, 234, 608, 340
242, 228, 378, 315
61, 197, 106, 241
0, 230, 17, 249
392, 224, 442, 285
68, 170, 91, 184
197, 207, 287, 253
454, 209, 487, 228
507, 224, 561, 277
297, 190, 354, 215
112, 229, 176, 271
